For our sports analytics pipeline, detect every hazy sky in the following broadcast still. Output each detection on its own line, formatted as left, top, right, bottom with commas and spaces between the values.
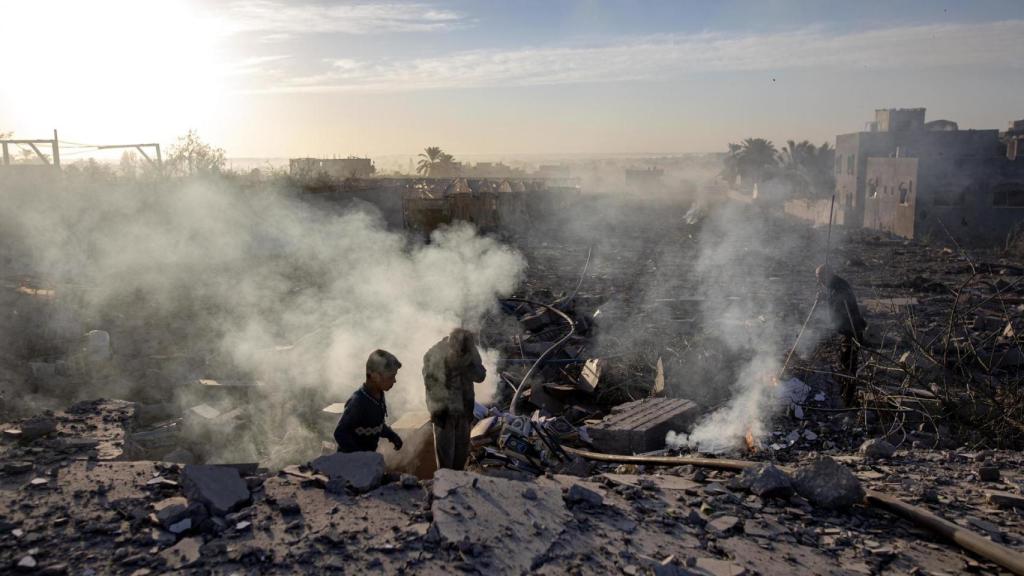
2, 0, 1023, 158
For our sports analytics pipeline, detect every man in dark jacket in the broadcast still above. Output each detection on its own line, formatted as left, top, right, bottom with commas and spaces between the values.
423, 329, 486, 470
334, 349, 404, 453
817, 265, 868, 405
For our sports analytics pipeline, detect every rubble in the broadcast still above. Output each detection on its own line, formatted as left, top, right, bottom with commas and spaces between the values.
791, 456, 865, 510
2, 196, 1024, 574
859, 438, 897, 460
310, 451, 385, 493
181, 464, 250, 515
588, 398, 700, 454
737, 463, 793, 499
431, 469, 571, 573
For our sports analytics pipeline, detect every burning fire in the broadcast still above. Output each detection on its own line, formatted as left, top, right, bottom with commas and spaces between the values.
744, 428, 760, 453
742, 372, 780, 454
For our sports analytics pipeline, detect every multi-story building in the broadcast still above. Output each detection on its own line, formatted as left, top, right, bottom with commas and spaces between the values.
825, 108, 1024, 242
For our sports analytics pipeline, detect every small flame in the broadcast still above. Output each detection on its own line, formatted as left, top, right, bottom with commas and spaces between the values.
744, 428, 760, 453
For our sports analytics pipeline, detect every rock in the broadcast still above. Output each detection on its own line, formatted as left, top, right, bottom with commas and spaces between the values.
17, 555, 37, 570
860, 438, 897, 460
18, 416, 57, 441
181, 465, 250, 515
792, 456, 865, 510
738, 464, 793, 499
160, 536, 201, 569
978, 466, 1001, 482
168, 518, 192, 534
987, 490, 1024, 509
431, 470, 571, 574
310, 452, 385, 493
152, 497, 190, 526
564, 483, 604, 507
706, 515, 739, 534
400, 474, 420, 488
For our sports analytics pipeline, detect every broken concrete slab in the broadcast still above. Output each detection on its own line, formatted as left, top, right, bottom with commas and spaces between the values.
182, 464, 250, 515
792, 456, 865, 510
310, 451, 385, 493
588, 397, 700, 454
431, 469, 571, 574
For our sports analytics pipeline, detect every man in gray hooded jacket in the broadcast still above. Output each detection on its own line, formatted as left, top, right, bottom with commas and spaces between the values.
422, 328, 486, 470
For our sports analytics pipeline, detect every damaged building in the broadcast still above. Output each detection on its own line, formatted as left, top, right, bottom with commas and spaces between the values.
289, 157, 376, 179
788, 108, 1024, 243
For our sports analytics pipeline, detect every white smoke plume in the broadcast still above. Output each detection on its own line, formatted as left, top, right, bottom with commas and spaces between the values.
1, 173, 524, 466
666, 199, 818, 453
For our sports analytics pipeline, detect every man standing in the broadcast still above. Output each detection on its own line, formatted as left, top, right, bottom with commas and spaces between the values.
816, 265, 867, 405
334, 349, 404, 453
423, 328, 487, 470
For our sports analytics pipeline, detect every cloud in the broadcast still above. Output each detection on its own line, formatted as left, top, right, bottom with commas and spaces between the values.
222, 0, 466, 36
254, 20, 1024, 93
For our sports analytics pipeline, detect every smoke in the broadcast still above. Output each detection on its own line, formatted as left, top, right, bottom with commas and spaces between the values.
1, 173, 524, 467
665, 200, 821, 453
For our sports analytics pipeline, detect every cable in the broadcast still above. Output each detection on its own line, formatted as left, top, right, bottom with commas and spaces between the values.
501, 297, 575, 416
566, 245, 593, 302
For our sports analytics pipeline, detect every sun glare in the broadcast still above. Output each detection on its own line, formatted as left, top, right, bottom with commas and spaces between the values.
0, 0, 229, 143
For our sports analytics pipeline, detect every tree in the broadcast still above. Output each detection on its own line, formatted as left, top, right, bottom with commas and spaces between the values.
416, 146, 458, 177
722, 138, 778, 188
416, 146, 443, 176
778, 140, 835, 198
167, 130, 225, 176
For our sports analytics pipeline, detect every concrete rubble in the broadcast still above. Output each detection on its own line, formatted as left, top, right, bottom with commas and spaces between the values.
2, 198, 1023, 573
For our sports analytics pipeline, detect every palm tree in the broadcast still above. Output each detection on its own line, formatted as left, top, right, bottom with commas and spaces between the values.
417, 146, 444, 176
735, 138, 778, 187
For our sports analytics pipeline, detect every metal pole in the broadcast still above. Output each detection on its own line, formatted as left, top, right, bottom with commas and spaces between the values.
2, 142, 9, 166
52, 129, 60, 168
825, 193, 836, 269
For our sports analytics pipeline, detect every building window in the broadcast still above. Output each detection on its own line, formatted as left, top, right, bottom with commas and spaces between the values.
899, 182, 910, 206
846, 155, 855, 175
835, 157, 842, 175
994, 185, 1024, 207
868, 178, 879, 198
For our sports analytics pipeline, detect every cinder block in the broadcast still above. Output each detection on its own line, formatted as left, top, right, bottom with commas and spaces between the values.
587, 398, 700, 454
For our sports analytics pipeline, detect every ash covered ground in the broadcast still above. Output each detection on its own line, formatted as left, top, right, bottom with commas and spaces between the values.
2, 180, 1024, 575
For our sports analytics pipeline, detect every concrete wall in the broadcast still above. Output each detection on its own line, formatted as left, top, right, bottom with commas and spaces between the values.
914, 157, 1024, 244
834, 131, 895, 228
863, 158, 918, 239
784, 198, 835, 226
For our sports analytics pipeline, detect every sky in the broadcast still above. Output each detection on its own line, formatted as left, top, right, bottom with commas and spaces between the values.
1, 0, 1023, 159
